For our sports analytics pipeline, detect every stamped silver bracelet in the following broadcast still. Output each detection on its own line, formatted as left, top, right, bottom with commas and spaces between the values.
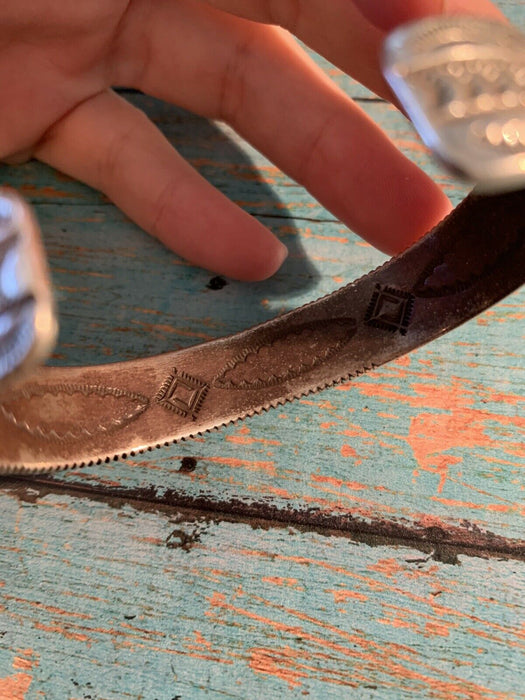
0, 16, 524, 474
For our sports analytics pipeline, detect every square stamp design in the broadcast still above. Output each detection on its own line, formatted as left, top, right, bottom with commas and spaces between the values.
365, 285, 415, 335
156, 369, 208, 419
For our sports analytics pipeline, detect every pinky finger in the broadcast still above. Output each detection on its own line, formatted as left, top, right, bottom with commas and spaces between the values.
34, 90, 288, 281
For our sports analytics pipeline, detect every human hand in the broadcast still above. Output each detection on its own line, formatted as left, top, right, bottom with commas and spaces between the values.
0, 0, 505, 280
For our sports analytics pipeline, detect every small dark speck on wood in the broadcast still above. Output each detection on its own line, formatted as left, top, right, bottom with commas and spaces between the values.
179, 456, 197, 473
207, 276, 227, 290
166, 528, 201, 552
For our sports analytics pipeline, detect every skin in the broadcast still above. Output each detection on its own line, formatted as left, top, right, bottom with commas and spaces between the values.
0, 0, 505, 280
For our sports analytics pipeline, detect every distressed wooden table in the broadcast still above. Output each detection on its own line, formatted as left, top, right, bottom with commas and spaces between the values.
1, 3, 524, 699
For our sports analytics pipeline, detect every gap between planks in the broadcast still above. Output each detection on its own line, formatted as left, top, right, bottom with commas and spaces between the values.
1, 475, 524, 561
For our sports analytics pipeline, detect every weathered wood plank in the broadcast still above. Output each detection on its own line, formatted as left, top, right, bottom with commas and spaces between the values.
2, 95, 520, 546
0, 485, 524, 700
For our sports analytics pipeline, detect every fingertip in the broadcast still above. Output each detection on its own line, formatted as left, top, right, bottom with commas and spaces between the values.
376, 176, 453, 256
250, 238, 289, 281
158, 192, 290, 282
222, 235, 289, 282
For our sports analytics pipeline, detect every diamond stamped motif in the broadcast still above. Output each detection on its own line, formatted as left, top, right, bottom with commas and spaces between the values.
365, 285, 415, 335
156, 369, 209, 419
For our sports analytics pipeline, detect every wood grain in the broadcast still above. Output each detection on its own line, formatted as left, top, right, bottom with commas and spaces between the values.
1, 485, 524, 700
0, 0, 524, 697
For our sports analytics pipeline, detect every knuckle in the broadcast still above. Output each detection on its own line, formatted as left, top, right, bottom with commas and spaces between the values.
100, 105, 149, 189
151, 178, 178, 241
296, 109, 341, 186
217, 32, 256, 122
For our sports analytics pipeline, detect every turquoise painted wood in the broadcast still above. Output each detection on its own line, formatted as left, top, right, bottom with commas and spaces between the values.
1, 484, 524, 699
18, 96, 523, 547
1, 1, 524, 698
